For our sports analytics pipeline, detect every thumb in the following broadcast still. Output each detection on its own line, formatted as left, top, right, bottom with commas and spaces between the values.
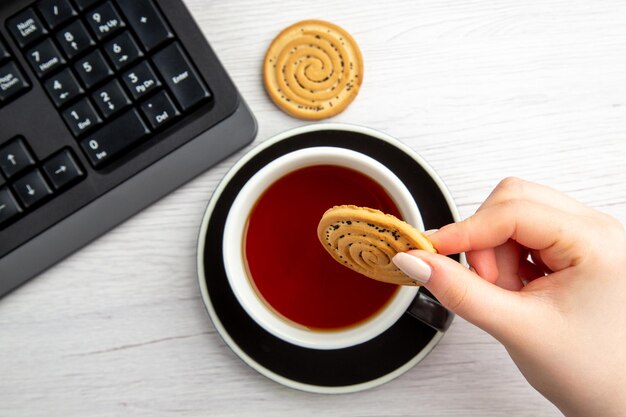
393, 250, 523, 339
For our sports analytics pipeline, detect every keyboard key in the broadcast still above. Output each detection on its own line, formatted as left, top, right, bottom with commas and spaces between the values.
0, 61, 30, 103
43, 68, 84, 107
55, 19, 95, 59
121, 61, 161, 100
0, 187, 22, 228
26, 39, 66, 78
62, 98, 102, 136
92, 79, 131, 118
73, 0, 101, 11
104, 31, 143, 70
86, 2, 126, 40
12, 169, 53, 209
117, 0, 174, 51
0, 137, 36, 178
7, 8, 48, 48
74, 49, 113, 89
0, 40, 10, 62
140, 90, 180, 130
37, 0, 77, 30
79, 109, 150, 168
42, 149, 84, 190
152, 43, 210, 111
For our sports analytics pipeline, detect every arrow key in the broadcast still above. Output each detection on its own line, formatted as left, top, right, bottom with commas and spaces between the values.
0, 187, 22, 229
0, 137, 36, 178
42, 149, 84, 190
12, 169, 52, 209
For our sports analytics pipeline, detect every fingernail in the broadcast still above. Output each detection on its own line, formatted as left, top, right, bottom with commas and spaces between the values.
392, 252, 432, 284
424, 229, 438, 236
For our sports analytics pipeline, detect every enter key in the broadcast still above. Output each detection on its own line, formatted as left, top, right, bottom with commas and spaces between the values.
152, 42, 210, 111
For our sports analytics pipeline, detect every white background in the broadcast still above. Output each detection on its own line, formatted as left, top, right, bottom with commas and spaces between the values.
2, 0, 625, 415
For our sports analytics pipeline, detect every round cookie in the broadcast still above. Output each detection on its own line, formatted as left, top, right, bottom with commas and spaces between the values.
317, 205, 436, 286
263, 20, 363, 120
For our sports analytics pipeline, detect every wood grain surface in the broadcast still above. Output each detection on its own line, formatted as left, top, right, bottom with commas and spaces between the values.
2, 0, 625, 415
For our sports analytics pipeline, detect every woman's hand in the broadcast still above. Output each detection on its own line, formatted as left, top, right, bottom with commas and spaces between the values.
393, 177, 626, 417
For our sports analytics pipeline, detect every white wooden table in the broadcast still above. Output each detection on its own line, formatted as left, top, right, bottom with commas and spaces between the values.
2, 0, 625, 415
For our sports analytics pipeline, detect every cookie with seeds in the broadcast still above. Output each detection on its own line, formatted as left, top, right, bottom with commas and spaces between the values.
263, 20, 363, 120
317, 205, 436, 285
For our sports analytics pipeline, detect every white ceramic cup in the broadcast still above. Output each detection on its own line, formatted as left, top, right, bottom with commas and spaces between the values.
222, 146, 426, 350
199, 123, 460, 393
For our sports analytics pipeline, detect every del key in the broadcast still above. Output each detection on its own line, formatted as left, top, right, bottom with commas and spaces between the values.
152, 42, 210, 111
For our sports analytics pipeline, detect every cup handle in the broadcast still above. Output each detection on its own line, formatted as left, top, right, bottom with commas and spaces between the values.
405, 289, 454, 332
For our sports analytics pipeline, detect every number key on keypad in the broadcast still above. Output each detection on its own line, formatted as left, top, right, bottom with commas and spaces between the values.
79, 109, 150, 168
62, 97, 102, 136
92, 79, 131, 118
26, 38, 65, 78
55, 19, 95, 59
122, 61, 161, 100
43, 67, 84, 107
86, 1, 126, 40
104, 31, 143, 70
74, 49, 113, 88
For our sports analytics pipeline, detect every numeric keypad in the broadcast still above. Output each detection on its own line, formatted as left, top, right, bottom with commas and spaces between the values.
6, 0, 212, 170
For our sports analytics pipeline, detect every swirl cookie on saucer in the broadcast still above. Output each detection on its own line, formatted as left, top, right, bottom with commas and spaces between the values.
263, 20, 363, 119
318, 205, 436, 286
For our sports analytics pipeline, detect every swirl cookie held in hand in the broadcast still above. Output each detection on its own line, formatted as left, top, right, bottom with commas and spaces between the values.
263, 20, 363, 120
318, 205, 436, 286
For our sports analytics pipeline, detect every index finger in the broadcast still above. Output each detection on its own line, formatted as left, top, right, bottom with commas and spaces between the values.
429, 199, 579, 257
477, 177, 595, 216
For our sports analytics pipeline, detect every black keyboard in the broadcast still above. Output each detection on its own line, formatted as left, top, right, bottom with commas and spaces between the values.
0, 0, 257, 297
